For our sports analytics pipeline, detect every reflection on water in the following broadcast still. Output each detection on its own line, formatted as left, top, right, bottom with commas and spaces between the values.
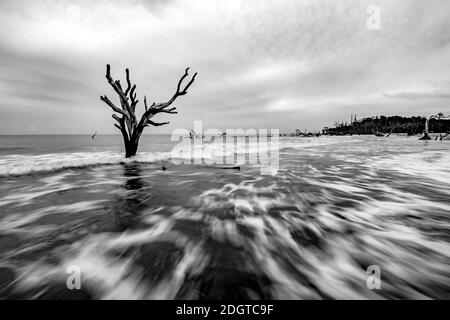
0, 136, 449, 299
113, 163, 147, 231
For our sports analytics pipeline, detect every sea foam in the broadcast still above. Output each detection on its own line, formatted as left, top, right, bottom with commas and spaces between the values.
0, 151, 171, 177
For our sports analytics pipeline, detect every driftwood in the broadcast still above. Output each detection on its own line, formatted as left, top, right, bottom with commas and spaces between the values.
440, 132, 450, 140
385, 129, 393, 137
295, 129, 317, 137
419, 113, 446, 140
100, 64, 197, 157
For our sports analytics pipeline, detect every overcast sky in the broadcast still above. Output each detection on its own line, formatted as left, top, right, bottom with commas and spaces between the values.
0, 0, 449, 134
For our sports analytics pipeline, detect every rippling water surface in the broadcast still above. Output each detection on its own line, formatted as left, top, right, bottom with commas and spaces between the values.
0, 135, 449, 299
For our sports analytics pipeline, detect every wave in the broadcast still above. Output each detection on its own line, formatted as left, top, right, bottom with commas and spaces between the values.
0, 141, 266, 177
0, 151, 171, 177
0, 137, 368, 177
0, 142, 271, 177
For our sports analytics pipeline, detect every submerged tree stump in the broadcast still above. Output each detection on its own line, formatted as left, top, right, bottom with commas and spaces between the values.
419, 132, 432, 140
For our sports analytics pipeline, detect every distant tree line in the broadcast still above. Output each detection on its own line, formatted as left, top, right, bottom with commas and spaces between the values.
323, 115, 450, 135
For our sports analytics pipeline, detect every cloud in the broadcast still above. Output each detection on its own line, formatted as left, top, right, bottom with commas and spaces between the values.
0, 0, 449, 134
383, 90, 450, 100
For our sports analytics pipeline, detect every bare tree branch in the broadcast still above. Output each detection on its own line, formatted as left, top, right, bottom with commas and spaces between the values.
130, 85, 138, 113
158, 107, 178, 114
144, 96, 155, 113
153, 68, 197, 110
124, 69, 132, 97
147, 120, 170, 127
177, 67, 197, 95
112, 114, 122, 124
106, 65, 136, 123
111, 114, 129, 143
105, 64, 128, 103
100, 95, 129, 119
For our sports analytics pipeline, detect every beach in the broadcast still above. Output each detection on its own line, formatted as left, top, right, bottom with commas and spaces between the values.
0, 134, 449, 299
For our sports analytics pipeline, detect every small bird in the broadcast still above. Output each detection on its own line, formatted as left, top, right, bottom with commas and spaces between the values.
91, 131, 97, 139
162, 166, 167, 171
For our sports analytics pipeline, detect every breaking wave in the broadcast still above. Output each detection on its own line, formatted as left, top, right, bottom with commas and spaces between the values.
0, 136, 343, 177
0, 152, 171, 177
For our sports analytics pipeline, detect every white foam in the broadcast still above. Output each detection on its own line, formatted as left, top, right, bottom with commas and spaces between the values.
0, 151, 171, 177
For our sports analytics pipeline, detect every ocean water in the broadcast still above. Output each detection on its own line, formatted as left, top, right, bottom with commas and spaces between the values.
0, 134, 449, 299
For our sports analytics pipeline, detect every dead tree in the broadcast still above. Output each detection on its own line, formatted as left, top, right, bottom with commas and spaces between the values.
100, 64, 197, 157
419, 112, 445, 140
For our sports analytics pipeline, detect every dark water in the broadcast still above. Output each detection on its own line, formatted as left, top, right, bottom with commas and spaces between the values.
0, 134, 174, 155
0, 134, 449, 299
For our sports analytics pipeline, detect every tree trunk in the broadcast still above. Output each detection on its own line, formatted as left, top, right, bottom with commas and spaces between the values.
419, 117, 432, 140
125, 140, 138, 158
